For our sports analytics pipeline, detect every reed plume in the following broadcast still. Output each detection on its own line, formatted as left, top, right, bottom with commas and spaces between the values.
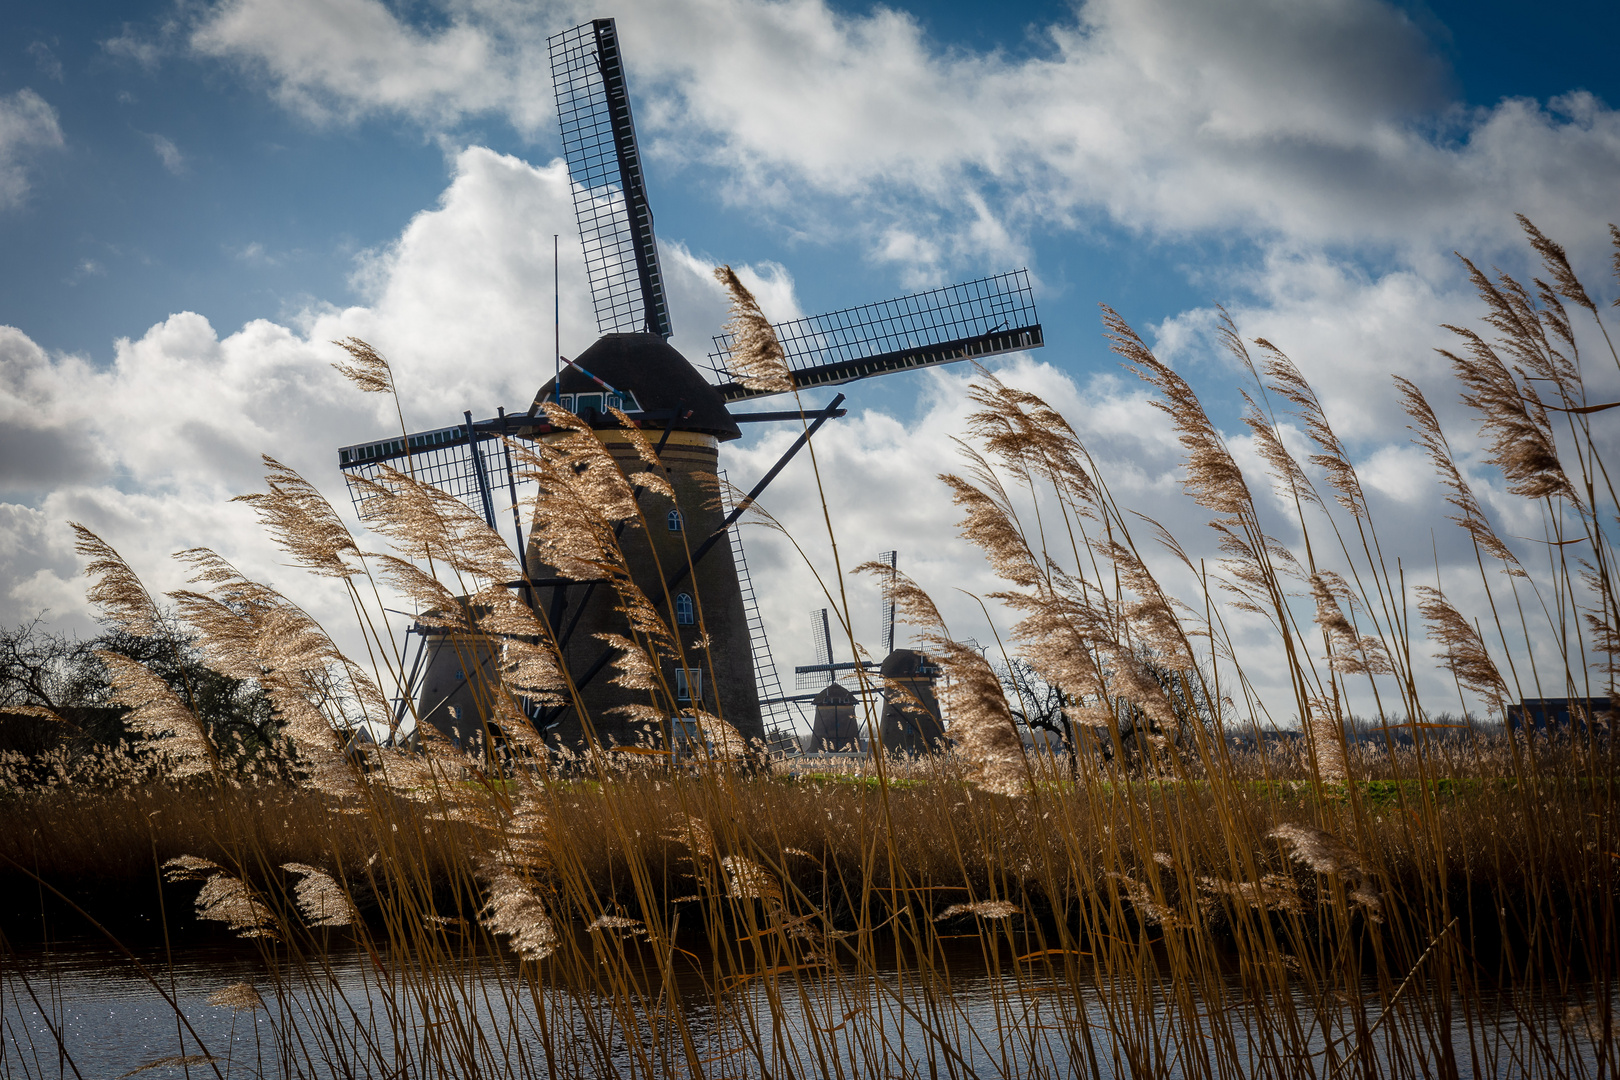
1395, 377, 1526, 574
964, 368, 1100, 511
1310, 572, 1389, 677
233, 455, 361, 580
96, 650, 217, 777
330, 336, 395, 396
163, 855, 277, 938
1105, 305, 1251, 516
1257, 339, 1368, 517
72, 525, 162, 636
1416, 585, 1509, 712
714, 265, 794, 394
478, 865, 558, 960
206, 983, 265, 1012
1518, 214, 1597, 315
859, 561, 1028, 794
281, 862, 355, 927
1439, 318, 1575, 503
1241, 389, 1320, 510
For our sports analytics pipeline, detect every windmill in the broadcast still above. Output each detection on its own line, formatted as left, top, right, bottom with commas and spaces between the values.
788, 552, 941, 754
335, 17, 1043, 755
793, 553, 945, 754
793, 608, 866, 753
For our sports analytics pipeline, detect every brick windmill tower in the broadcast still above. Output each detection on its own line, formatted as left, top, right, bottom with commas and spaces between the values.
336, 17, 1043, 756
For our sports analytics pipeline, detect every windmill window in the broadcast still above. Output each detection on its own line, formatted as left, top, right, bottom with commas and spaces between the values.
557, 394, 574, 411
575, 392, 604, 415
675, 667, 702, 702
620, 390, 642, 412
667, 509, 683, 532
674, 592, 695, 625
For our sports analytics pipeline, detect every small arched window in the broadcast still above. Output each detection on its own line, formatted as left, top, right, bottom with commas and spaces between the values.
667, 509, 683, 532
675, 592, 695, 626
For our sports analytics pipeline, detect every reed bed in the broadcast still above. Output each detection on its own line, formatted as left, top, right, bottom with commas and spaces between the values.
2, 220, 1616, 1078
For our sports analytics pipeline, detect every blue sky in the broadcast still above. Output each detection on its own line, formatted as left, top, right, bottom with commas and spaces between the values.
3, 0, 1618, 724
9, 0, 1614, 366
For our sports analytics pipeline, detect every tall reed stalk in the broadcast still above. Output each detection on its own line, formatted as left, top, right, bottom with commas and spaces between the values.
2, 221, 1615, 1079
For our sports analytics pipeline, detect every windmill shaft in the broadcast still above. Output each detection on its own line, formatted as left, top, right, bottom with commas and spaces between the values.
540, 393, 844, 723
550, 403, 685, 655
733, 408, 847, 424
666, 393, 845, 591
464, 410, 499, 529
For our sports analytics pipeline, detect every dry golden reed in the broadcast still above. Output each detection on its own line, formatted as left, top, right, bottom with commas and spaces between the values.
5, 218, 1615, 1080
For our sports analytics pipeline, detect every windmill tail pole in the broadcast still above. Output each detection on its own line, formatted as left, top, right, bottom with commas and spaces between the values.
542, 392, 845, 721
562, 356, 624, 397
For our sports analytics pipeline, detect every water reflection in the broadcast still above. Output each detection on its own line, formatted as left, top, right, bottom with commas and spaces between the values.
2, 937, 1610, 1078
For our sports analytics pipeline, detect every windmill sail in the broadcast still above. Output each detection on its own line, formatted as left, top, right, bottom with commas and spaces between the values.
798, 608, 835, 691
707, 270, 1041, 402
878, 550, 898, 654
336, 412, 541, 551
549, 19, 672, 339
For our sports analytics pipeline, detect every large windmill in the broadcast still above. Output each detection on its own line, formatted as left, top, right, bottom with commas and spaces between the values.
336, 17, 1043, 754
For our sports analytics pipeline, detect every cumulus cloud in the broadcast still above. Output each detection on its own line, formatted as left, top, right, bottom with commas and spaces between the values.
186, 0, 1620, 279
0, 89, 65, 209
191, 0, 554, 132
0, 147, 782, 636
1, 137, 1606, 724
9, 0, 1617, 724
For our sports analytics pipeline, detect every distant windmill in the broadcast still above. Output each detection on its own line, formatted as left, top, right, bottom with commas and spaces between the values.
796, 608, 863, 753
792, 550, 896, 694
335, 17, 1043, 754
787, 551, 943, 755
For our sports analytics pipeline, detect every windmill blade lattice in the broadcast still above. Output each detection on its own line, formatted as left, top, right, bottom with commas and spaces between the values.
549, 19, 672, 339
336, 415, 537, 549
708, 270, 1041, 402
798, 608, 835, 691
878, 549, 898, 655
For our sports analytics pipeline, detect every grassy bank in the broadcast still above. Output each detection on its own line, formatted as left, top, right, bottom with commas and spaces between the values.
5, 748, 1610, 958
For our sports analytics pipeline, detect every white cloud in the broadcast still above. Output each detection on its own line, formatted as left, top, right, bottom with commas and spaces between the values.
0, 89, 64, 209
0, 139, 1602, 727
102, 29, 165, 71
230, 241, 271, 264
11, 0, 1618, 725
191, 0, 554, 133
0, 146, 791, 639
187, 0, 1620, 281
67, 258, 106, 285
148, 133, 186, 175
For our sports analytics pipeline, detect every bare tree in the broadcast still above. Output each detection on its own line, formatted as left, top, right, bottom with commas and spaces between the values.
0, 616, 279, 769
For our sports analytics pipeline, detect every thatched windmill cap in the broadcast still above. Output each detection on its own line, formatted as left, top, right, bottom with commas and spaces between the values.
879, 648, 937, 679
812, 682, 856, 706
532, 332, 741, 441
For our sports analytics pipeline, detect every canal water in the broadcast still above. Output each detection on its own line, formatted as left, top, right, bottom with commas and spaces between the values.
2, 935, 1610, 1078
